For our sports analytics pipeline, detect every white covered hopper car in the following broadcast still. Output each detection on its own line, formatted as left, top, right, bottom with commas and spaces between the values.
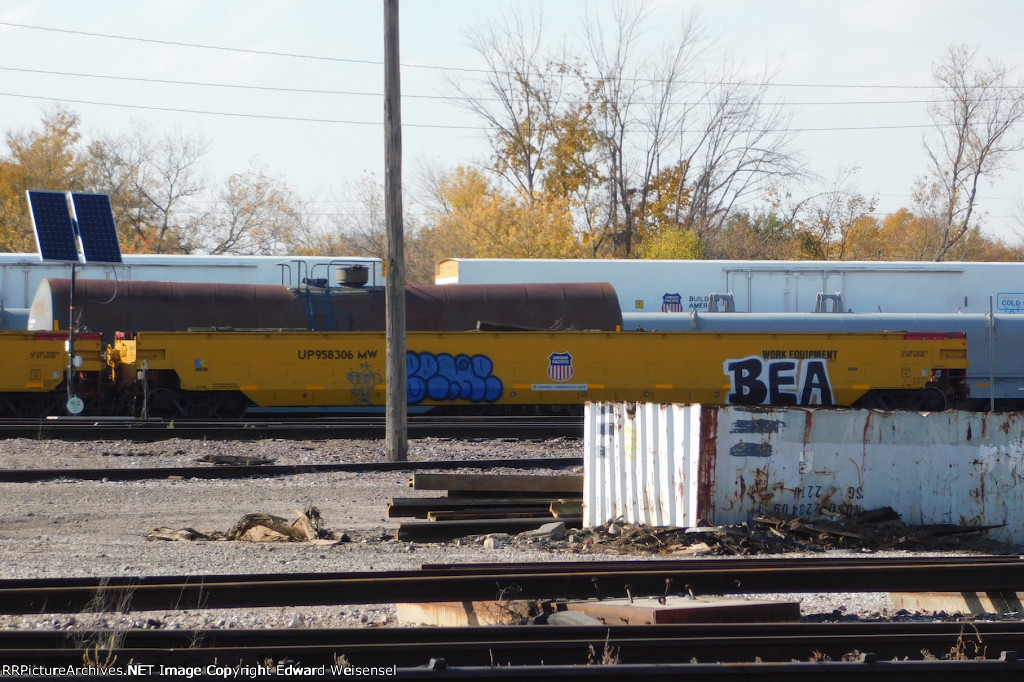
435, 258, 1024, 316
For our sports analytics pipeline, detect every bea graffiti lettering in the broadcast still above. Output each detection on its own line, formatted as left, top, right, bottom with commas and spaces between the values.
724, 356, 834, 406
407, 351, 503, 404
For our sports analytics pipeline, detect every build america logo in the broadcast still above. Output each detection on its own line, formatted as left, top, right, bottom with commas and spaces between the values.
547, 352, 575, 381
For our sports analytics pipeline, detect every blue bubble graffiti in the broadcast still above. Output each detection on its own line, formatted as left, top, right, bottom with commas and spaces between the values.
407, 351, 503, 404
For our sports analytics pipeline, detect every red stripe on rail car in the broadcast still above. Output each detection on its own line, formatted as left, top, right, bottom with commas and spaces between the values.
902, 332, 967, 340
32, 331, 103, 340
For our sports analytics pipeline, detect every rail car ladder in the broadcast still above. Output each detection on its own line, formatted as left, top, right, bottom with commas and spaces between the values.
303, 288, 334, 331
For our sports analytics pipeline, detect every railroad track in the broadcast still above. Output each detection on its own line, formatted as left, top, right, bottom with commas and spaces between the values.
1, 621, 1022, 668
0, 414, 584, 441
3, 556, 1023, 615
5, 558, 1024, 677
0, 456, 583, 483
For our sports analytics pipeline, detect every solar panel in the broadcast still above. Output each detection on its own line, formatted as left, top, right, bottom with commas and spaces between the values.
71, 193, 123, 264
27, 190, 79, 262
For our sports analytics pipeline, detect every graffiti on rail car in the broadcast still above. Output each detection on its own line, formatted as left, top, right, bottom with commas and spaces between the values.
724, 355, 835, 406
406, 351, 503, 405
347, 362, 383, 405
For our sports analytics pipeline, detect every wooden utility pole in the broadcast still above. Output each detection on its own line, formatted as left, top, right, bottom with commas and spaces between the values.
384, 0, 408, 461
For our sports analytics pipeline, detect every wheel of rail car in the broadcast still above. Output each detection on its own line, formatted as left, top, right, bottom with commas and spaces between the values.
148, 388, 182, 418
211, 392, 248, 419
858, 391, 895, 411
915, 386, 947, 412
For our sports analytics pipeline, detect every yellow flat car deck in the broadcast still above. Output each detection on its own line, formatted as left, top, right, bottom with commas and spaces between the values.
111, 330, 967, 410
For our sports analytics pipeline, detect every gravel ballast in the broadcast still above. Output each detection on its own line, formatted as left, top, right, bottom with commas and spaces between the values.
0, 436, 1013, 630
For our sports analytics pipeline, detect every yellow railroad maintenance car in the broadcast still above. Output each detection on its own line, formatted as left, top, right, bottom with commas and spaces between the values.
0, 331, 105, 415
108, 330, 968, 417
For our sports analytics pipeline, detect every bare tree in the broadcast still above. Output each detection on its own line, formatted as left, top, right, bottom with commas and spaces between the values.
791, 166, 877, 260
88, 123, 209, 253
674, 57, 806, 241
581, 2, 704, 256
448, 8, 580, 200
206, 164, 303, 255
921, 44, 1024, 261
330, 174, 388, 257
326, 173, 432, 283
446, 1, 805, 258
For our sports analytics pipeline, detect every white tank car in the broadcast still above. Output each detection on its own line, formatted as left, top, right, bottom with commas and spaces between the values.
435, 258, 1024, 316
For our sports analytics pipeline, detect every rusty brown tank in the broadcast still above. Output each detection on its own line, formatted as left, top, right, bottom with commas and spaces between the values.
28, 279, 622, 339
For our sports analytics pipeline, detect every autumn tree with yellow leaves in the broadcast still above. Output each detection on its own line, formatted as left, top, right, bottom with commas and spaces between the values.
0, 105, 90, 252
419, 166, 581, 261
0, 107, 318, 258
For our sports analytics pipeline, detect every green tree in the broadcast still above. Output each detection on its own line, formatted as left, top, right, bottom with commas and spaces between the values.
705, 210, 807, 260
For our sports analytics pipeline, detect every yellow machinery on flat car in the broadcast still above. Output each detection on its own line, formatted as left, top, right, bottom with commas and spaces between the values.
0, 331, 105, 416
108, 330, 968, 417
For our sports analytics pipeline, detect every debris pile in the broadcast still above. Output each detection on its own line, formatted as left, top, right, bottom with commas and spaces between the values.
570, 508, 1009, 556
147, 505, 349, 545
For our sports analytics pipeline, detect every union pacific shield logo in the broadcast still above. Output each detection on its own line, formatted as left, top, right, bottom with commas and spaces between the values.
547, 352, 574, 381
661, 293, 683, 312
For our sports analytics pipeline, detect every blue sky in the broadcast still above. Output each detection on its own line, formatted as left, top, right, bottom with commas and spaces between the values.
2, 1, 1024, 242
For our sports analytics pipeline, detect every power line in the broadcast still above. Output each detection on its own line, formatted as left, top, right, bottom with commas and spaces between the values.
8, 89, 1018, 134
0, 20, 381, 67
3, 19, 1020, 91
0, 65, 475, 102
7, 64, 1023, 108
0, 91, 481, 129
0, 20, 494, 75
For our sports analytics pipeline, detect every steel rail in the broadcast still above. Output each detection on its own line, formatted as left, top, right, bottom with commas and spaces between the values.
22, 660, 1024, 682
1, 622, 1023, 667
385, 658, 1024, 680
1, 555, 1016, 590
0, 415, 583, 441
0, 456, 582, 483
0, 630, 1019, 671
3, 559, 1024, 614
419, 556, 1024, 574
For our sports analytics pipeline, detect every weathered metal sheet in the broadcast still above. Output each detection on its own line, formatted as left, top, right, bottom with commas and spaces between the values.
585, 403, 1024, 545
583, 402, 701, 528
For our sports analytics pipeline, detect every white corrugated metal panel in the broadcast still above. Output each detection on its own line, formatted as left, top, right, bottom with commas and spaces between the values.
583, 402, 701, 528
584, 403, 1024, 545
